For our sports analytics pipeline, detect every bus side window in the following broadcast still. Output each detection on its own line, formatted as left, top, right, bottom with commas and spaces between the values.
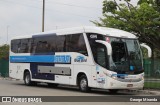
11, 39, 21, 53
97, 46, 107, 68
32, 35, 57, 54
11, 40, 16, 53
20, 39, 30, 53
56, 36, 65, 52
77, 34, 88, 55
70, 34, 79, 52
66, 34, 88, 56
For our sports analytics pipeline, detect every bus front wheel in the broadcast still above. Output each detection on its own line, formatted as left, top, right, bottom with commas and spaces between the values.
78, 75, 90, 92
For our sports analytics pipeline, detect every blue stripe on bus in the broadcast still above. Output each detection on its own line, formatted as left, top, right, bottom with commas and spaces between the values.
10, 55, 71, 63
111, 74, 128, 77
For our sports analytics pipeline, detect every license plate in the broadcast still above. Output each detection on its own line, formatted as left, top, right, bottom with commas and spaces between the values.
127, 84, 133, 87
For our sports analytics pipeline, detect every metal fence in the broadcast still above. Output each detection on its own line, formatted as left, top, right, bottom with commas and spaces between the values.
0, 59, 9, 77
143, 59, 160, 89
143, 59, 160, 78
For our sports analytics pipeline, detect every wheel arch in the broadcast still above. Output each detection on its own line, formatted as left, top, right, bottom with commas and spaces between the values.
76, 72, 89, 86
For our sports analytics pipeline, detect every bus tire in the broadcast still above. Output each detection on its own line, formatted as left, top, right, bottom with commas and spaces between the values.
78, 75, 90, 92
24, 71, 35, 86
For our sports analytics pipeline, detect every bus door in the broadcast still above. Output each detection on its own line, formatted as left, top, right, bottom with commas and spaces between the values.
91, 43, 109, 87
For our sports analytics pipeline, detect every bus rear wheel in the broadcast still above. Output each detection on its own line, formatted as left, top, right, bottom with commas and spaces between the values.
78, 75, 90, 92
24, 71, 35, 86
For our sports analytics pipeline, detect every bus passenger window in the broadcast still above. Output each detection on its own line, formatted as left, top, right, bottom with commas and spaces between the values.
20, 39, 30, 53
65, 34, 88, 56
11, 39, 21, 53
97, 47, 107, 68
56, 36, 65, 52
77, 34, 88, 55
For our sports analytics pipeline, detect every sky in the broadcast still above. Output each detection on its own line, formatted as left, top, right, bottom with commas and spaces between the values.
0, 0, 137, 45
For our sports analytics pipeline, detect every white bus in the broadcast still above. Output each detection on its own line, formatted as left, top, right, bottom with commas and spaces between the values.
9, 26, 151, 93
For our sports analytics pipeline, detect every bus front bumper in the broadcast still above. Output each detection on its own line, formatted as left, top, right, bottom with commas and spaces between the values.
105, 77, 144, 89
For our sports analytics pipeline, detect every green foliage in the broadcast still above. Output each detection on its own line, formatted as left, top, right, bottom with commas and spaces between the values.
92, 0, 160, 55
0, 44, 9, 60
154, 48, 160, 58
141, 47, 149, 58
144, 82, 160, 89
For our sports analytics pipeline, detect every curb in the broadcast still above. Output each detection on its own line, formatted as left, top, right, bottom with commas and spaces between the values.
136, 90, 158, 95
0, 77, 19, 81
141, 89, 160, 95
122, 89, 160, 95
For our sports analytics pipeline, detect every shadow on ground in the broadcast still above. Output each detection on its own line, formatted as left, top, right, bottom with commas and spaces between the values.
12, 81, 136, 96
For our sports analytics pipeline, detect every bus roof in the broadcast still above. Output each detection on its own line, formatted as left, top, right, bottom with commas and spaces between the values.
12, 26, 137, 39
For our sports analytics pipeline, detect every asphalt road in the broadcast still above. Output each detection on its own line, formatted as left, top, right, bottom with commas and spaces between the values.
0, 79, 159, 105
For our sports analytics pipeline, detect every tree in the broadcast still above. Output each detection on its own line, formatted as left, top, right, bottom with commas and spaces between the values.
92, 0, 160, 57
0, 44, 9, 60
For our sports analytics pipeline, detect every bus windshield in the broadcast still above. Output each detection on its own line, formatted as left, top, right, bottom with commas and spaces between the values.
87, 34, 143, 74
109, 37, 143, 74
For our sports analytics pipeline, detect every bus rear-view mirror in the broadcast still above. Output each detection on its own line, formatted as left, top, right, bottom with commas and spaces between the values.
140, 43, 152, 58
95, 40, 112, 56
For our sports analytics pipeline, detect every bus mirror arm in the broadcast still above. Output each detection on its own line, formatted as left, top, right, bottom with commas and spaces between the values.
140, 43, 152, 58
95, 40, 112, 56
